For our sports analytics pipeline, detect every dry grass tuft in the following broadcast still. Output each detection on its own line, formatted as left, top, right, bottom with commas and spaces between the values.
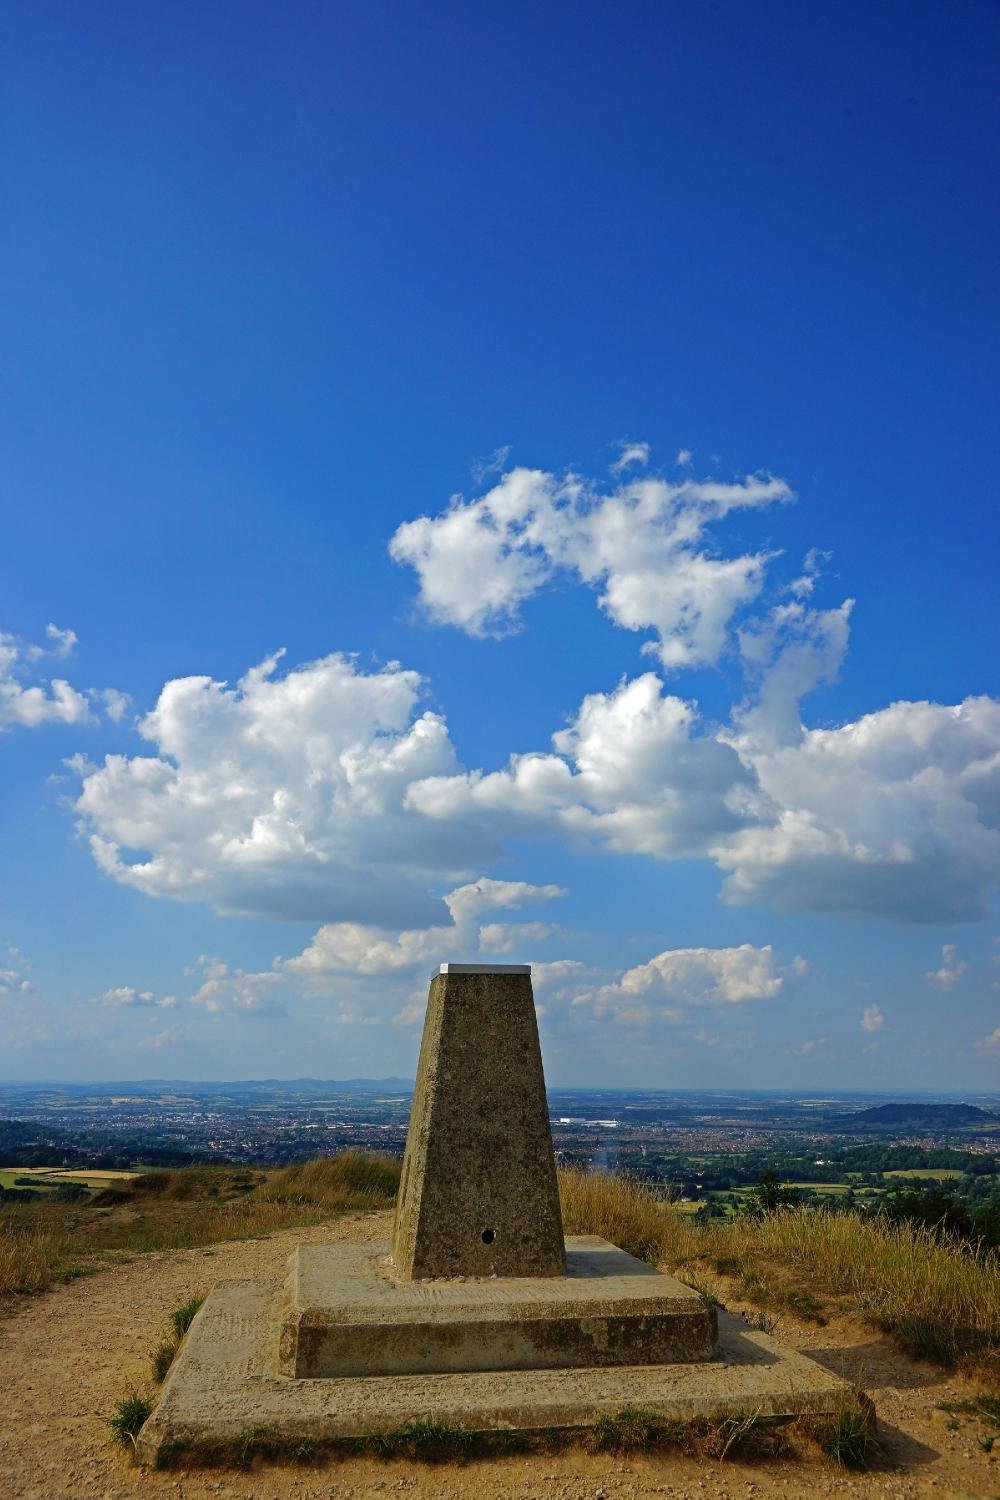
120, 1167, 264, 1202
558, 1169, 1000, 1367
260, 1151, 401, 1210
0, 1152, 401, 1298
0, 1224, 71, 1295
590, 1404, 793, 1462
707, 1208, 1000, 1364
559, 1166, 695, 1265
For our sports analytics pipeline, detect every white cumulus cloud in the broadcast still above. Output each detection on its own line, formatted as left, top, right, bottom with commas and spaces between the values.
580, 943, 794, 1024
717, 695, 1000, 922
860, 1003, 884, 1032
66, 446, 1000, 932
389, 463, 793, 668
73, 632, 1000, 928
0, 969, 33, 995
610, 440, 651, 473
1, 625, 125, 730
73, 650, 495, 926
281, 877, 563, 980
99, 688, 131, 723
189, 956, 286, 1016
100, 986, 176, 1009
408, 645, 1000, 923
478, 921, 557, 954
24, 623, 79, 662
791, 1038, 826, 1057
925, 944, 969, 990
1, 631, 92, 728
154, 877, 566, 1029
442, 876, 565, 925
407, 672, 756, 859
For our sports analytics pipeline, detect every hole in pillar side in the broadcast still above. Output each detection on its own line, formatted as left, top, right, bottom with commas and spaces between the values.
481, 1228, 495, 1245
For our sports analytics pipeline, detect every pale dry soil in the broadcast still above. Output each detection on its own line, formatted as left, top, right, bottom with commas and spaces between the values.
0, 1210, 997, 1500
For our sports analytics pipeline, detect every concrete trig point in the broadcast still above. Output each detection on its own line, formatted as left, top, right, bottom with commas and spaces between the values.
391, 964, 565, 1280
137, 963, 853, 1463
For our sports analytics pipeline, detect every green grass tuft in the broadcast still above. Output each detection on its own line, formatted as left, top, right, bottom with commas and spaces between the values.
592, 1407, 680, 1452
110, 1393, 153, 1447
170, 1296, 203, 1340
151, 1341, 176, 1383
367, 1419, 479, 1461
591, 1405, 777, 1460
938, 1390, 1000, 1428
151, 1296, 205, 1382
977, 1392, 1000, 1426
680, 1277, 725, 1309
818, 1393, 878, 1469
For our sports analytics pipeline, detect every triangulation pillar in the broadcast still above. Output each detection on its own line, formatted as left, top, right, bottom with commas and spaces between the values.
391, 963, 565, 1279
133, 960, 855, 1464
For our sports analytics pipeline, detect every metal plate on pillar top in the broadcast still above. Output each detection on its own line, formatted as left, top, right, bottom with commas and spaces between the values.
437, 963, 531, 974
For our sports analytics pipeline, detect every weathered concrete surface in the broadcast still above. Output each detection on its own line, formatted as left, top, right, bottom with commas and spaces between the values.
391, 966, 565, 1280
278, 1236, 716, 1377
136, 1277, 854, 1466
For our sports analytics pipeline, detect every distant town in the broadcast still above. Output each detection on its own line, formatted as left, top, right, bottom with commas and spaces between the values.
2, 1081, 998, 1227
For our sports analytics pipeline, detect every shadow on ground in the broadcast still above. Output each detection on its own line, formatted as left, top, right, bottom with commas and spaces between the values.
869, 1419, 941, 1469
806, 1336, 951, 1392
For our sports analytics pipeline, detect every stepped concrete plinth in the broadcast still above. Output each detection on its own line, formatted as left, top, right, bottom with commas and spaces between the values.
136, 1280, 853, 1466
278, 1236, 716, 1377
136, 962, 860, 1466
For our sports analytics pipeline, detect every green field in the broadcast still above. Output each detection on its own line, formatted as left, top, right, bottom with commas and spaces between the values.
883, 1168, 964, 1180
717, 1181, 858, 1196
783, 1181, 853, 1193
698, 1180, 887, 1217
0, 1166, 140, 1193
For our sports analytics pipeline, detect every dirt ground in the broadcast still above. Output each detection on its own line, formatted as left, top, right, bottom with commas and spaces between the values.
0, 1209, 996, 1500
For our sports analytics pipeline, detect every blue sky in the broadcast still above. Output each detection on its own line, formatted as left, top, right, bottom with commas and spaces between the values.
1, 0, 997, 1087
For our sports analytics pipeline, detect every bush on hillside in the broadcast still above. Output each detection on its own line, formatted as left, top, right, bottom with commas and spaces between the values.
54, 1182, 89, 1203
741, 1171, 801, 1218
880, 1181, 973, 1240
0, 1185, 40, 1203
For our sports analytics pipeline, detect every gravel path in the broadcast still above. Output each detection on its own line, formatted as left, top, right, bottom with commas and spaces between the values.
0, 1211, 995, 1499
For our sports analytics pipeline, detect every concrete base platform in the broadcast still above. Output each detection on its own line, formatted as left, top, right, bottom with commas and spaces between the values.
279, 1237, 716, 1376
136, 1275, 854, 1467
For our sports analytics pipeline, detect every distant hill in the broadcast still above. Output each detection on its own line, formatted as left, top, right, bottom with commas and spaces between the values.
847, 1102, 997, 1126
0, 1077, 414, 1099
